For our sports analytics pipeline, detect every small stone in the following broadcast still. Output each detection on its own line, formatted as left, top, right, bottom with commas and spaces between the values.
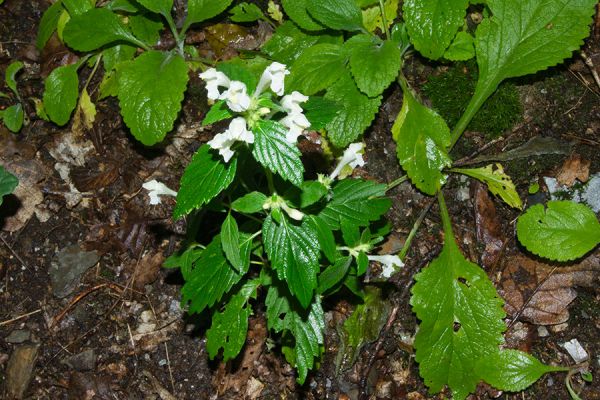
537, 326, 549, 337
561, 339, 589, 363
5, 329, 31, 344
63, 349, 96, 371
5, 343, 40, 399
549, 322, 569, 333
50, 245, 100, 298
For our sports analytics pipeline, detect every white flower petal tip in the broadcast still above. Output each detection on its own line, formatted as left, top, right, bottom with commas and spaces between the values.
257, 62, 290, 96
199, 68, 230, 100
281, 112, 310, 143
367, 254, 404, 279
281, 91, 309, 114
329, 142, 366, 180
207, 117, 254, 162
142, 179, 178, 205
220, 81, 251, 112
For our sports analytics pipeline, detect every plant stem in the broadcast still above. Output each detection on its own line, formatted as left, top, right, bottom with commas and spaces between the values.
266, 169, 276, 194
83, 53, 102, 92
163, 13, 184, 55
399, 198, 435, 260
437, 190, 454, 241
385, 175, 407, 191
379, 0, 390, 39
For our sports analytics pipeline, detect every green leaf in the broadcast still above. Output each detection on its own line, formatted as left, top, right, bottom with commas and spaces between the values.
184, 0, 234, 30
136, 0, 172, 16
403, 0, 469, 60
345, 34, 401, 96
361, 0, 398, 33
263, 215, 320, 308
252, 120, 304, 187
118, 50, 188, 145
174, 144, 237, 219
297, 181, 328, 208
206, 293, 251, 361
477, 350, 566, 392
43, 64, 79, 126
107, 0, 143, 13
181, 235, 247, 314
63, 8, 143, 51
221, 214, 244, 273
318, 178, 390, 229
5, 61, 23, 96
62, 0, 94, 16
37, 0, 64, 49
288, 43, 347, 96
2, 104, 24, 133
231, 191, 267, 214
0, 166, 18, 207
103, 44, 136, 73
217, 61, 258, 93
303, 96, 339, 130
411, 222, 506, 399
202, 100, 233, 126
324, 72, 381, 147
318, 255, 352, 294
309, 215, 336, 263
281, 0, 324, 31
444, 30, 475, 61
229, 2, 265, 22
129, 13, 163, 45
306, 0, 364, 31
391, 86, 452, 195
516, 201, 600, 262
452, 164, 522, 209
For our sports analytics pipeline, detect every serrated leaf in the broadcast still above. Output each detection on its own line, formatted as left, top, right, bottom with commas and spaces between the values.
252, 120, 304, 187
221, 213, 244, 273
392, 86, 451, 195
308, 215, 336, 263
129, 13, 163, 45
63, 8, 142, 51
229, 2, 265, 22
265, 284, 290, 333
181, 235, 248, 314
174, 144, 237, 219
411, 214, 506, 400
2, 104, 24, 133
324, 72, 381, 147
202, 100, 233, 126
263, 215, 320, 308
361, 0, 398, 33
136, 0, 172, 16
303, 96, 339, 130
37, 0, 64, 49
5, 61, 23, 96
318, 255, 352, 294
477, 350, 566, 392
206, 293, 251, 361
288, 43, 347, 96
43, 63, 79, 126
516, 201, 600, 262
306, 0, 364, 31
98, 71, 119, 100
103, 44, 136, 72
118, 50, 188, 145
231, 191, 267, 214
444, 30, 475, 61
184, 0, 234, 30
0, 166, 18, 206
318, 178, 390, 229
281, 0, 324, 31
345, 34, 401, 96
403, 0, 469, 60
452, 164, 522, 209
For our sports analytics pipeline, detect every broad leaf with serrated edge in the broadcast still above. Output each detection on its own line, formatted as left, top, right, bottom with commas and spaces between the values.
346, 34, 401, 97
252, 120, 304, 187
452, 164, 521, 209
43, 64, 79, 126
411, 198, 506, 400
118, 50, 188, 145
318, 179, 390, 229
281, 0, 324, 31
325, 72, 381, 147
184, 0, 234, 31
0, 166, 18, 206
263, 215, 320, 308
392, 85, 451, 195
517, 201, 600, 262
63, 8, 142, 51
221, 214, 244, 273
288, 43, 347, 96
206, 293, 251, 360
476, 350, 566, 392
174, 144, 237, 219
403, 0, 469, 60
306, 0, 364, 31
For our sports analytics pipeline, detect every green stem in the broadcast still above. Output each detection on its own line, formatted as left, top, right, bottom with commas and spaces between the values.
378, 0, 390, 39
265, 169, 276, 194
437, 190, 454, 241
385, 175, 407, 192
449, 81, 497, 150
83, 53, 102, 92
163, 13, 184, 55
399, 199, 434, 260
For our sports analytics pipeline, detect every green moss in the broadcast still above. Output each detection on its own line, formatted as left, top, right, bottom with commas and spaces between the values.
422, 61, 523, 138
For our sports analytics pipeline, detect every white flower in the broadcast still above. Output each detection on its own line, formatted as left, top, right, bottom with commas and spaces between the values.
329, 142, 366, 180
281, 91, 309, 114
199, 68, 230, 100
280, 112, 311, 143
207, 117, 254, 162
142, 179, 177, 205
220, 81, 251, 112
367, 254, 404, 278
256, 62, 290, 96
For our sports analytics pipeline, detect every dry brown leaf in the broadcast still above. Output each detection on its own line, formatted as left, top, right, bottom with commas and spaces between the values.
556, 153, 590, 187
132, 252, 164, 291
500, 253, 600, 325
472, 182, 505, 268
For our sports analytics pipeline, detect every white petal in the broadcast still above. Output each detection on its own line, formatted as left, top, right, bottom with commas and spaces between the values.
199, 68, 230, 100
227, 117, 254, 144
221, 81, 251, 112
367, 254, 404, 278
257, 62, 290, 96
142, 179, 177, 205
281, 91, 309, 114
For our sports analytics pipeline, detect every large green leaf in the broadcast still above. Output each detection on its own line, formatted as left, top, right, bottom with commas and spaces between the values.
306, 0, 364, 31
43, 64, 79, 126
516, 201, 600, 262
174, 144, 237, 219
37, 0, 64, 49
62, 0, 94, 16
403, 0, 469, 60
345, 34, 401, 97
252, 120, 304, 187
2, 104, 24, 133
281, 0, 324, 31
129, 13, 164, 45
392, 86, 451, 195
263, 215, 320, 308
288, 43, 347, 96
324, 72, 381, 147
0, 166, 18, 207
103, 44, 137, 73
136, 0, 172, 16
184, 0, 234, 30
117, 50, 188, 145
63, 8, 142, 51
411, 207, 506, 399
451, 164, 522, 209
206, 293, 251, 361
229, 2, 265, 22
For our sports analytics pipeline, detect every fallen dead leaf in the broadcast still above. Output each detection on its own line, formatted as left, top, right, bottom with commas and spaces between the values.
132, 251, 164, 291
472, 182, 505, 268
556, 153, 590, 187
1, 159, 46, 232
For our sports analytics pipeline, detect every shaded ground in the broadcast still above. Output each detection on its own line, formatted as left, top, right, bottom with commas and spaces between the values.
1, 1, 600, 399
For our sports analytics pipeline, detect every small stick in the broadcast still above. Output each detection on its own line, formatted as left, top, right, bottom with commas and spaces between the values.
0, 234, 29, 270
581, 51, 600, 91
0, 308, 42, 327
50, 283, 122, 328
165, 343, 176, 394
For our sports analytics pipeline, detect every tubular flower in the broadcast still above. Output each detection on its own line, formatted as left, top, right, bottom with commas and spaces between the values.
142, 179, 177, 205
256, 62, 290, 96
220, 81, 251, 112
199, 68, 230, 101
207, 117, 254, 162
367, 254, 404, 278
280, 112, 311, 143
281, 91, 309, 114
329, 142, 366, 180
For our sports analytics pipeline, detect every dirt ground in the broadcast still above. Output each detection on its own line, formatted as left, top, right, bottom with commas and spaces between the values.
1, 1, 600, 399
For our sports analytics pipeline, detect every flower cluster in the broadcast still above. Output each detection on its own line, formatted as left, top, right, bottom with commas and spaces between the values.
199, 62, 311, 162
